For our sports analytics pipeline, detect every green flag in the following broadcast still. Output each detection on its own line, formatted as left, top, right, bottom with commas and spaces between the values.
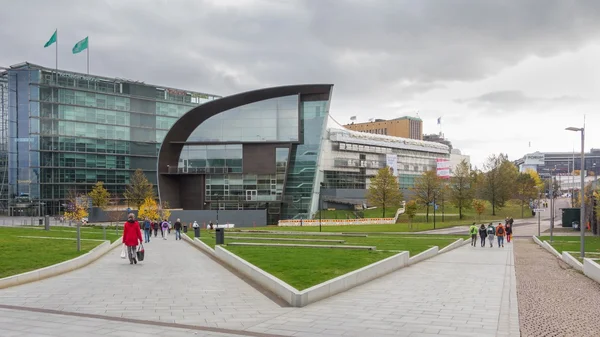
44, 30, 57, 48
72, 37, 88, 54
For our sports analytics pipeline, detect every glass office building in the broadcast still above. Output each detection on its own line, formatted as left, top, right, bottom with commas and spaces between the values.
0, 63, 219, 215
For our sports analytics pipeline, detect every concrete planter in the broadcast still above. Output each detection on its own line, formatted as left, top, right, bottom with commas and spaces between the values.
583, 258, 600, 284
0, 237, 122, 289
181, 233, 216, 256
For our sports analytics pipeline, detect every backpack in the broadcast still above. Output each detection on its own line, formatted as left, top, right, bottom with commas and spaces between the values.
487, 227, 495, 235
144, 221, 151, 229
497, 226, 505, 235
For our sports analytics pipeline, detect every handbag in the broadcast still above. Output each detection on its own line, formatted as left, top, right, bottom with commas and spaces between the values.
136, 244, 145, 261
120, 244, 126, 259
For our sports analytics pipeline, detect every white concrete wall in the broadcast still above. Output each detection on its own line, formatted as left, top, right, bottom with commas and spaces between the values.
583, 258, 600, 284
408, 246, 438, 265
438, 239, 465, 254
562, 251, 583, 272
0, 237, 122, 289
181, 234, 216, 256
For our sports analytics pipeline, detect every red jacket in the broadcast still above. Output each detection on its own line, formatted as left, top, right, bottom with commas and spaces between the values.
123, 220, 142, 246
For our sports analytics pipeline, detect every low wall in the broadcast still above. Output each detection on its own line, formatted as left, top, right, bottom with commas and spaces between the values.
214, 245, 409, 307
542, 241, 562, 258
562, 252, 583, 272
583, 258, 600, 284
408, 246, 438, 265
0, 237, 122, 289
279, 218, 395, 226
181, 234, 215, 256
438, 239, 465, 254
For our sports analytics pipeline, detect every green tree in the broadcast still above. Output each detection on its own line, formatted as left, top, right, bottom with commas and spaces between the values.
88, 181, 111, 209
124, 169, 154, 209
525, 168, 544, 192
449, 159, 474, 219
411, 170, 442, 222
366, 168, 403, 218
404, 200, 418, 229
472, 199, 486, 221
514, 172, 536, 218
481, 154, 518, 215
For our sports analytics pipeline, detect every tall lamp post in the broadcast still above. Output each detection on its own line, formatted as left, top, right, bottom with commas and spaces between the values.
566, 126, 586, 258
319, 182, 324, 232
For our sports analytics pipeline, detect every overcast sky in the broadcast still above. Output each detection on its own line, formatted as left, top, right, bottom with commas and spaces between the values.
2, 0, 599, 168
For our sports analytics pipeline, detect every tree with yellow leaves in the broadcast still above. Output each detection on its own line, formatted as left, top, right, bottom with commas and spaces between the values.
64, 190, 89, 223
158, 201, 171, 221
138, 197, 159, 221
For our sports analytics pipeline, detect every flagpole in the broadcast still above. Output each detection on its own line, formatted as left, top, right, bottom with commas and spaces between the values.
87, 38, 89, 74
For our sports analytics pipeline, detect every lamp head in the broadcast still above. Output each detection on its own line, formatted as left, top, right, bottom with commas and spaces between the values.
565, 127, 582, 132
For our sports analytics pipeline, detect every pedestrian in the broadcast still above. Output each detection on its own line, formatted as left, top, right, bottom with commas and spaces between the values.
496, 222, 506, 248
174, 218, 182, 240
479, 224, 487, 247
143, 217, 151, 243
122, 213, 143, 265
161, 219, 169, 239
469, 223, 478, 247
152, 220, 158, 237
506, 223, 513, 243
487, 223, 495, 248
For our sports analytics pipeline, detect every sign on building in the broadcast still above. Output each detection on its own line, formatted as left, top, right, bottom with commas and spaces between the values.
524, 152, 545, 165
385, 154, 398, 177
436, 158, 450, 179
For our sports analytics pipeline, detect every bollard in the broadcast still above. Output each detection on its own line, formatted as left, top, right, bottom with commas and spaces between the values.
103, 225, 106, 241
76, 222, 81, 252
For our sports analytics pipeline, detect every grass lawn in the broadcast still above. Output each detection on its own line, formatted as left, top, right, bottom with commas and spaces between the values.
0, 227, 107, 279
539, 236, 600, 256
249, 220, 484, 233
318, 199, 532, 222
187, 230, 464, 290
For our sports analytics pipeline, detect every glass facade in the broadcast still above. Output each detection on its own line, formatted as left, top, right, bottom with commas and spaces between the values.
5, 63, 219, 215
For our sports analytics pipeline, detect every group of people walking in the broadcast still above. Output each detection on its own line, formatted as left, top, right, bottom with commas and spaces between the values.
469, 217, 513, 248
122, 214, 184, 265
140, 218, 183, 243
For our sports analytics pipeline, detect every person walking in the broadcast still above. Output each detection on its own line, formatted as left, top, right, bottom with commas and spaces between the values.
496, 222, 506, 248
469, 223, 478, 247
174, 218, 182, 240
161, 219, 169, 240
487, 223, 495, 248
506, 222, 513, 243
478, 224, 487, 247
142, 217, 151, 243
123, 213, 143, 265
152, 220, 158, 237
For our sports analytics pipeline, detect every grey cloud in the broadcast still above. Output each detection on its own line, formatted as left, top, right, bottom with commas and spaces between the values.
455, 90, 587, 111
2, 0, 600, 99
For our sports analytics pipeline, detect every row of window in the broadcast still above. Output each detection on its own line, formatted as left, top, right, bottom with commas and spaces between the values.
39, 137, 159, 156
336, 142, 445, 158
364, 128, 387, 135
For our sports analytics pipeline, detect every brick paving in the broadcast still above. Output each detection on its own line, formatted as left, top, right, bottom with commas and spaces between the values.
0, 231, 521, 336
514, 238, 600, 337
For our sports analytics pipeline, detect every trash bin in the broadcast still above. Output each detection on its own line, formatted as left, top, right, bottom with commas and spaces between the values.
183, 225, 188, 233
38, 218, 43, 226
215, 228, 224, 245
44, 215, 50, 231
194, 226, 200, 238
572, 221, 580, 231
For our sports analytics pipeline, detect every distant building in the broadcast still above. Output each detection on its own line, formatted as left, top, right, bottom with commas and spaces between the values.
448, 149, 470, 176
423, 133, 453, 150
514, 150, 600, 178
344, 116, 422, 140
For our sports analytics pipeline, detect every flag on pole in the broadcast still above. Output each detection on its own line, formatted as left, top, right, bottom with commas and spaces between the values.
350, 116, 357, 121
72, 37, 88, 54
437, 117, 441, 125
44, 30, 57, 48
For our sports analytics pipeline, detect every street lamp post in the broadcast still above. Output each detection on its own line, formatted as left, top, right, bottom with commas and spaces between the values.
566, 126, 586, 258
319, 182, 325, 233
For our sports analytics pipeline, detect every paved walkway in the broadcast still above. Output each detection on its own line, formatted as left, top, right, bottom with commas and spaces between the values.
514, 239, 600, 337
0, 232, 520, 336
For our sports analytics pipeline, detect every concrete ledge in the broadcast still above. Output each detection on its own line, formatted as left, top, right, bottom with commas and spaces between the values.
408, 246, 438, 265
181, 234, 215, 256
438, 239, 464, 254
562, 251, 583, 272
583, 258, 600, 284
532, 235, 543, 247
0, 237, 121, 289
226, 236, 345, 243
542, 241, 562, 259
226, 242, 376, 250
215, 245, 409, 307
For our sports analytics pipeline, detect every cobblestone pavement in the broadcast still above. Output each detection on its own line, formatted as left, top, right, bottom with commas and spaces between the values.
0, 233, 290, 330
514, 238, 600, 337
0, 233, 520, 336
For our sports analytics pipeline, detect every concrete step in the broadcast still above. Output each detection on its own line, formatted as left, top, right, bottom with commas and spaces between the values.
227, 242, 376, 250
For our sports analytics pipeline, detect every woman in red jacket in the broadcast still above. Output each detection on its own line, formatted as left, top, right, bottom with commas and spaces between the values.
123, 213, 143, 264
